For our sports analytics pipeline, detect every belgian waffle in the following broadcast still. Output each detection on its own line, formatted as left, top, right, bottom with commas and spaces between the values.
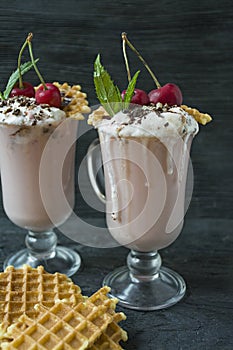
53, 82, 91, 119
1, 287, 127, 350
0, 265, 83, 334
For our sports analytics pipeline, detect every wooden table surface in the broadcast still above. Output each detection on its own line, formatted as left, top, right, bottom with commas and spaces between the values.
0, 1, 232, 349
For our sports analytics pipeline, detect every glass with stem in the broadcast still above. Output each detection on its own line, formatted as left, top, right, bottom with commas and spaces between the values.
0, 117, 81, 276
88, 121, 195, 310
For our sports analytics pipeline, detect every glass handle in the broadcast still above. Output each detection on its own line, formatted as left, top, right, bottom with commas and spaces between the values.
87, 138, 106, 204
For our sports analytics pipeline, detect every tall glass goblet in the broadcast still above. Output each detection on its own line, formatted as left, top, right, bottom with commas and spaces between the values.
88, 126, 195, 310
0, 118, 81, 276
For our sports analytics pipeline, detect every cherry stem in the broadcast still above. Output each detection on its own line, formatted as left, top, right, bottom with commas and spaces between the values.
122, 33, 131, 82
18, 37, 28, 89
122, 32, 161, 89
27, 33, 47, 90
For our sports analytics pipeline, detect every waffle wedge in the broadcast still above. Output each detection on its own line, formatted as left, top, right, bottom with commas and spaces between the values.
1, 287, 127, 350
181, 104, 212, 125
0, 265, 83, 336
89, 313, 128, 350
53, 82, 91, 120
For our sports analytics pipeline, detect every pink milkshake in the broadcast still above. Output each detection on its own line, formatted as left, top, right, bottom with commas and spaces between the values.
0, 96, 76, 231
0, 94, 82, 275
89, 34, 212, 310
89, 104, 198, 251
88, 103, 201, 310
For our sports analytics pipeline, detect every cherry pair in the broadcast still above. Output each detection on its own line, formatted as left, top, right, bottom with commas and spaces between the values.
122, 83, 182, 106
121, 33, 183, 107
10, 33, 61, 108
11, 82, 61, 108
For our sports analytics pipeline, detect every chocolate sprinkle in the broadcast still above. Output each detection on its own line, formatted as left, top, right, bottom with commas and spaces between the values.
124, 104, 169, 125
4, 108, 13, 114
13, 109, 20, 116
102, 115, 112, 120
126, 106, 149, 124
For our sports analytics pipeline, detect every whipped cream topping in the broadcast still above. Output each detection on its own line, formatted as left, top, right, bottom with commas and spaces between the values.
0, 96, 66, 126
89, 103, 199, 140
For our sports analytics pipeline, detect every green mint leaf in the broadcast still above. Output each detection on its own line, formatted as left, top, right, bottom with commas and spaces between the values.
94, 54, 123, 116
123, 70, 140, 106
3, 59, 39, 99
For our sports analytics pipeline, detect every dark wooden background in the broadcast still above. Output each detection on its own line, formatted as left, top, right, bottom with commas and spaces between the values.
0, 1, 232, 349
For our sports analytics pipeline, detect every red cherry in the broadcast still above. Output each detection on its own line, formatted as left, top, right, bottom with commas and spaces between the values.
10, 82, 35, 98
148, 83, 183, 106
35, 83, 61, 108
122, 88, 149, 105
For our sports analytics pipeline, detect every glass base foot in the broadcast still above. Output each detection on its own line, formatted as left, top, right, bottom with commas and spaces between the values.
103, 265, 186, 311
3, 246, 81, 277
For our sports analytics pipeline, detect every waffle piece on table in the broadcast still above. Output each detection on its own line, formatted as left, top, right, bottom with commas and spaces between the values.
53, 82, 91, 120
0, 265, 83, 335
89, 313, 128, 350
87, 287, 127, 349
1, 287, 127, 350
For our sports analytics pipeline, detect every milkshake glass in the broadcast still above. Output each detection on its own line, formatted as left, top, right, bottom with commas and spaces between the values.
88, 103, 198, 310
0, 96, 81, 276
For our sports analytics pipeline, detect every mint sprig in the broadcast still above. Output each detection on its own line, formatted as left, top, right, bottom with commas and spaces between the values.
94, 54, 140, 116
94, 54, 122, 116
123, 70, 140, 106
2, 59, 39, 100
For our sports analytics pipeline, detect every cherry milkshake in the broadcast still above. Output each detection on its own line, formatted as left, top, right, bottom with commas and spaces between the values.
0, 93, 83, 276
0, 96, 76, 232
88, 33, 212, 309
89, 104, 198, 251
0, 32, 91, 276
